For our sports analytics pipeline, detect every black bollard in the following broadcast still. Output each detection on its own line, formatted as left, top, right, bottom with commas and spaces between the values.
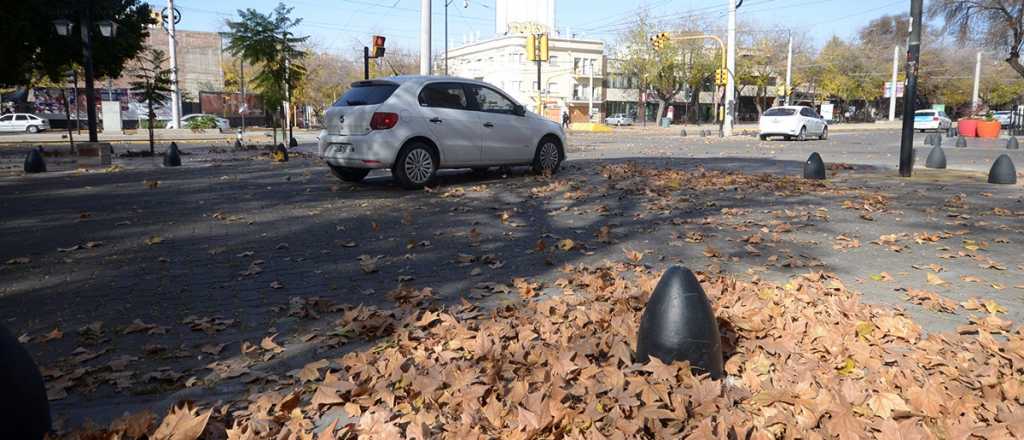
163, 142, 181, 167
1007, 137, 1019, 150
955, 136, 967, 148
680, 129, 687, 137
988, 154, 1017, 184
925, 146, 947, 169
24, 148, 46, 173
803, 152, 826, 180
272, 143, 289, 162
289, 136, 298, 148
0, 324, 52, 439
635, 266, 724, 379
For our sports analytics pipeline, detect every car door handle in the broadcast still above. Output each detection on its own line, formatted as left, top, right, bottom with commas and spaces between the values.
429, 117, 443, 124
483, 122, 494, 128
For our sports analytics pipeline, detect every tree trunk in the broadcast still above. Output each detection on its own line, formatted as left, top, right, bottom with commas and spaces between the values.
688, 84, 700, 124
148, 102, 155, 155
1006, 51, 1024, 80
272, 110, 278, 145
655, 100, 666, 126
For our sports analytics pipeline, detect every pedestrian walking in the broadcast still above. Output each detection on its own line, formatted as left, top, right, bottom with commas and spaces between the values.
562, 111, 570, 128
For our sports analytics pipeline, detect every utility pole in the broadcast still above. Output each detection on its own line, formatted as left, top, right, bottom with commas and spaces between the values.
240, 59, 245, 141
284, 36, 293, 146
889, 45, 898, 121
589, 59, 595, 121
784, 30, 792, 106
971, 51, 981, 112
898, 0, 923, 177
80, 4, 99, 142
724, 0, 737, 136
167, 0, 181, 129
420, 0, 431, 75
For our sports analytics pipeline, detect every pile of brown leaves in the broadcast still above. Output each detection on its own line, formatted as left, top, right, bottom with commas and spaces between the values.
64, 261, 1023, 439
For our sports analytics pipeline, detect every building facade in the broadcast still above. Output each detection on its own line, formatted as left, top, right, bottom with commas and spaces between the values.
447, 34, 605, 123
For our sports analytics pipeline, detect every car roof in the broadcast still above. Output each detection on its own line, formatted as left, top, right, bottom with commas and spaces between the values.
355, 75, 498, 89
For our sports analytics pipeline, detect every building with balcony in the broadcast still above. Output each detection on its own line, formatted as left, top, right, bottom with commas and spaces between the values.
447, 34, 605, 123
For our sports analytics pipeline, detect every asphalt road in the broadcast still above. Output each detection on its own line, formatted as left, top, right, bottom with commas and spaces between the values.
0, 127, 1022, 429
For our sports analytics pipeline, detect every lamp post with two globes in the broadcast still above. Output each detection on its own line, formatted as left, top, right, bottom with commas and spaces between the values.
53, 10, 118, 143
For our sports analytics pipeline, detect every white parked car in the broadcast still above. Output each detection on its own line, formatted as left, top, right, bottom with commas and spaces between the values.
605, 113, 634, 126
318, 76, 566, 189
166, 114, 230, 130
0, 113, 50, 133
912, 109, 952, 132
992, 110, 1023, 126
758, 106, 828, 141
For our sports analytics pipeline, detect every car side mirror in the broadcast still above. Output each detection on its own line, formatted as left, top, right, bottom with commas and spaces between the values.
513, 104, 526, 117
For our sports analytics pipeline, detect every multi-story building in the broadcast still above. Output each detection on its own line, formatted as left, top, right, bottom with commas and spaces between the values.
447, 34, 605, 123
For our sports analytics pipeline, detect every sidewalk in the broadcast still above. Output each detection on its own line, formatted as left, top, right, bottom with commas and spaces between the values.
590, 120, 902, 136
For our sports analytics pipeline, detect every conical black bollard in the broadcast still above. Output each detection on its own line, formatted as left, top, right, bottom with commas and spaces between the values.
956, 136, 967, 148
925, 146, 947, 169
163, 142, 181, 167
803, 152, 826, 180
272, 143, 289, 162
0, 324, 52, 439
680, 129, 687, 137
289, 136, 298, 148
635, 266, 724, 379
1007, 137, 1019, 150
988, 154, 1017, 184
23, 148, 46, 173
923, 133, 935, 146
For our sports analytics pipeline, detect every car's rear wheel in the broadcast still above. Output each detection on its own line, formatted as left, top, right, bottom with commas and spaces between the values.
27, 125, 38, 133
819, 126, 828, 140
531, 137, 563, 175
393, 141, 438, 190
796, 126, 807, 141
329, 165, 370, 182
759, 134, 767, 141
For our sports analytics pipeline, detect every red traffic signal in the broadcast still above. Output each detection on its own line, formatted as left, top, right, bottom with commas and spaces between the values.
372, 35, 386, 58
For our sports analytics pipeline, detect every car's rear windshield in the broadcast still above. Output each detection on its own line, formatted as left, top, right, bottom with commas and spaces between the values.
915, 110, 935, 115
333, 83, 399, 107
763, 108, 795, 116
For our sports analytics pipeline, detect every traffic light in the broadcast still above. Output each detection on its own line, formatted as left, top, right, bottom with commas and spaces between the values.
526, 34, 549, 62
149, 10, 162, 25
371, 35, 386, 58
650, 32, 670, 49
714, 68, 728, 86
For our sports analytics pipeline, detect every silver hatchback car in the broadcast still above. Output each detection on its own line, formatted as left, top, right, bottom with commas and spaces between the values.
318, 76, 566, 189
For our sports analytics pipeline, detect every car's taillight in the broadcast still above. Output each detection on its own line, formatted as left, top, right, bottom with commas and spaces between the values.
933, 116, 939, 121
370, 112, 399, 130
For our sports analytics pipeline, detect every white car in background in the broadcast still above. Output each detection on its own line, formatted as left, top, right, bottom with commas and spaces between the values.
318, 76, 565, 189
758, 106, 828, 141
912, 109, 952, 132
605, 113, 634, 126
0, 113, 50, 133
165, 114, 230, 130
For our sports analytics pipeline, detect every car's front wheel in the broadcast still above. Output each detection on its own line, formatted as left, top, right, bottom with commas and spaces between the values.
393, 141, 438, 190
531, 137, 563, 175
796, 126, 807, 141
27, 125, 38, 133
759, 134, 768, 141
329, 165, 370, 182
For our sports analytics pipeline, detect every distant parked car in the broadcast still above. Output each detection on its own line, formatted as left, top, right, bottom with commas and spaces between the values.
758, 106, 828, 141
912, 109, 951, 132
992, 110, 1023, 126
0, 113, 50, 133
318, 76, 565, 189
166, 114, 230, 130
604, 113, 634, 126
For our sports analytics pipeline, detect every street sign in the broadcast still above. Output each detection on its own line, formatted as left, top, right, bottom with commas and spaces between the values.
932, 104, 945, 113
820, 103, 834, 121
883, 81, 905, 98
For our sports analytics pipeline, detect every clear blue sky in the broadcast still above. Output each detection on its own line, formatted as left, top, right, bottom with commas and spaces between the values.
164, 0, 908, 55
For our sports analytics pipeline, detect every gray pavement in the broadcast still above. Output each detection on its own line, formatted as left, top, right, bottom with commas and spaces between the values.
0, 128, 1022, 430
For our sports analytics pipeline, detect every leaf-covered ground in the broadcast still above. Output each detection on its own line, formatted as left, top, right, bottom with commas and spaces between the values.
1, 139, 1022, 438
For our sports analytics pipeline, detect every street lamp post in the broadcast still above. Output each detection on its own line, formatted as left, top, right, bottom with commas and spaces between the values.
444, 0, 469, 76
53, 10, 117, 143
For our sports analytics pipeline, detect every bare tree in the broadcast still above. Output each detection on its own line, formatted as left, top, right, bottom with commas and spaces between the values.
928, 1, 1024, 78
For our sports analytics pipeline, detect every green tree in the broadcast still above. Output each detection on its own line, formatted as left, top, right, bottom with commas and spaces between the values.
1, 0, 153, 86
225, 2, 308, 143
129, 49, 172, 155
